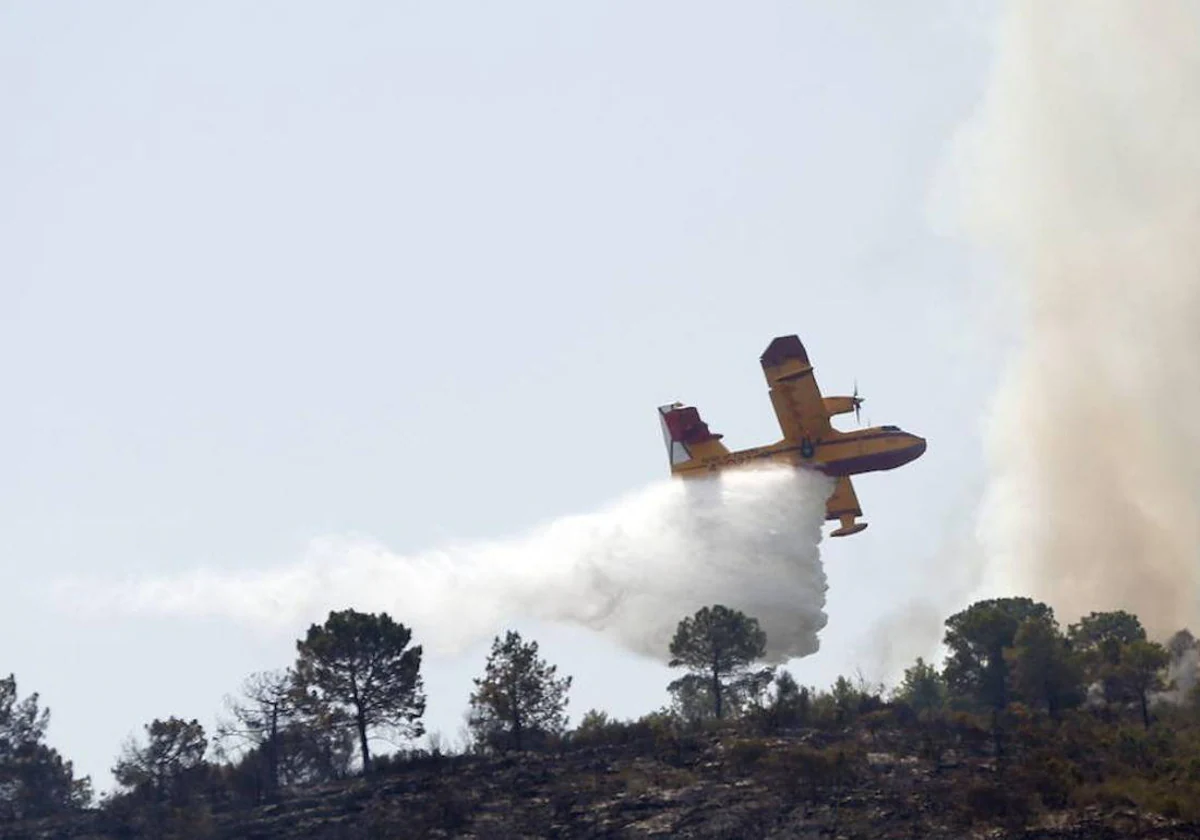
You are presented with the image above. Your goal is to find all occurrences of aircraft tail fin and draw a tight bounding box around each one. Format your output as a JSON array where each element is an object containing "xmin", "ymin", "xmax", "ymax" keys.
[{"xmin": 658, "ymin": 403, "xmax": 729, "ymax": 470}]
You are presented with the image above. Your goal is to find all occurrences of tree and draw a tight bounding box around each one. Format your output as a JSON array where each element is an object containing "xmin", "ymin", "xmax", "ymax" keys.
[
  {"xmin": 0, "ymin": 675, "xmax": 46, "ymax": 757},
  {"xmin": 1007, "ymin": 616, "xmax": 1083, "ymax": 718},
  {"xmin": 766, "ymin": 670, "xmax": 810, "ymax": 728},
  {"xmin": 571, "ymin": 709, "xmax": 614, "ymax": 745},
  {"xmin": 1115, "ymin": 640, "xmax": 1171, "ymax": 729},
  {"xmin": 668, "ymin": 605, "xmax": 768, "ymax": 720},
  {"xmin": 893, "ymin": 657, "xmax": 946, "ymax": 714},
  {"xmin": 468, "ymin": 630, "xmax": 572, "ymax": 752},
  {"xmin": 215, "ymin": 669, "xmax": 303, "ymax": 801},
  {"xmin": 294, "ymin": 609, "xmax": 426, "ymax": 774},
  {"xmin": 112, "ymin": 717, "xmax": 208, "ymax": 803},
  {"xmin": 1067, "ymin": 610, "xmax": 1146, "ymax": 700},
  {"xmin": 943, "ymin": 597, "xmax": 1054, "ymax": 711},
  {"xmin": 943, "ymin": 598, "xmax": 1056, "ymax": 761},
  {"xmin": 267, "ymin": 722, "xmax": 355, "ymax": 787},
  {"xmin": 1165, "ymin": 629, "xmax": 1199, "ymax": 701},
  {"xmin": 1065, "ymin": 611, "xmax": 1176, "ymax": 726},
  {"xmin": 1166, "ymin": 628, "xmax": 1197, "ymax": 661},
  {"xmin": 668, "ymin": 665, "xmax": 774, "ymax": 723},
  {"xmin": 217, "ymin": 723, "xmax": 355, "ymax": 803},
  {"xmin": 5, "ymin": 745, "xmax": 92, "ymax": 819},
  {"xmin": 829, "ymin": 676, "xmax": 860, "ymax": 724},
  {"xmin": 0, "ymin": 675, "xmax": 91, "ymax": 820},
  {"xmin": 667, "ymin": 673, "xmax": 718, "ymax": 723},
  {"xmin": 1068, "ymin": 610, "xmax": 1146, "ymax": 660}
]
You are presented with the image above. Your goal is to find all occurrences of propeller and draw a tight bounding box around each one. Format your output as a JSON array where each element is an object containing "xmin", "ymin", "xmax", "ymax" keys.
[{"xmin": 852, "ymin": 380, "xmax": 865, "ymax": 424}]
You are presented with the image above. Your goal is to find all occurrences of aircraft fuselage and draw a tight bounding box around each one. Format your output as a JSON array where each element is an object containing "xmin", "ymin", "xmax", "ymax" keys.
[{"xmin": 671, "ymin": 425, "xmax": 926, "ymax": 479}]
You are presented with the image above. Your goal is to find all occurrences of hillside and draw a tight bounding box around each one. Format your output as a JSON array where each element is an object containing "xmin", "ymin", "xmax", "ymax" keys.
[
  {"xmin": 6, "ymin": 598, "xmax": 1200, "ymax": 839},
  {"xmin": 7, "ymin": 719, "xmax": 1200, "ymax": 840}
]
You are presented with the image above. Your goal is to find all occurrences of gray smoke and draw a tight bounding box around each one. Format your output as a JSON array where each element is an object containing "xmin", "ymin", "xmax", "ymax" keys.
[
  {"xmin": 1154, "ymin": 628, "xmax": 1200, "ymax": 705},
  {"xmin": 54, "ymin": 466, "xmax": 833, "ymax": 664},
  {"xmin": 947, "ymin": 0, "xmax": 1200, "ymax": 637},
  {"xmin": 1163, "ymin": 645, "xmax": 1200, "ymax": 704}
]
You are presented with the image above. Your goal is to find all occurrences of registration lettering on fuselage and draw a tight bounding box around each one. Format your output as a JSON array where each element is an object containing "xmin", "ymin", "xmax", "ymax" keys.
[{"xmin": 701, "ymin": 447, "xmax": 798, "ymax": 468}]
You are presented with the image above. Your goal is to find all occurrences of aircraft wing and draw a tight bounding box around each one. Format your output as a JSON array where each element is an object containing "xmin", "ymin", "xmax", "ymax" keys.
[
  {"xmin": 825, "ymin": 475, "xmax": 862, "ymax": 522},
  {"xmin": 759, "ymin": 335, "xmax": 831, "ymax": 441}
]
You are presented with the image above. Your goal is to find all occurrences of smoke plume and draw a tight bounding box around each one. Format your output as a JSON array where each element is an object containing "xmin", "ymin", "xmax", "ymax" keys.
[
  {"xmin": 54, "ymin": 466, "xmax": 832, "ymax": 664},
  {"xmin": 948, "ymin": 0, "xmax": 1200, "ymax": 637}
]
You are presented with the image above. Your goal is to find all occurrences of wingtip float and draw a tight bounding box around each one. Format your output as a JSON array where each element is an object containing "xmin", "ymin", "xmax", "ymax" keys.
[{"xmin": 658, "ymin": 334, "xmax": 926, "ymax": 538}]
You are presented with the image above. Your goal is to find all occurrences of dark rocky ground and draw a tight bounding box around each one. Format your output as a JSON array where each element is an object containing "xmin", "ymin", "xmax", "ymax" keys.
[{"xmin": 6, "ymin": 728, "xmax": 1199, "ymax": 839}]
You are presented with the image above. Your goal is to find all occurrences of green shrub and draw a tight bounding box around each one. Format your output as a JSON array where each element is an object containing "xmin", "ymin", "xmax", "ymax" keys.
[
  {"xmin": 756, "ymin": 744, "xmax": 858, "ymax": 801},
  {"xmin": 1011, "ymin": 752, "xmax": 1079, "ymax": 809},
  {"xmin": 567, "ymin": 708, "xmax": 677, "ymax": 750},
  {"xmin": 1074, "ymin": 777, "xmax": 1200, "ymax": 820},
  {"xmin": 725, "ymin": 738, "xmax": 769, "ymax": 772},
  {"xmin": 958, "ymin": 778, "xmax": 1037, "ymax": 826}
]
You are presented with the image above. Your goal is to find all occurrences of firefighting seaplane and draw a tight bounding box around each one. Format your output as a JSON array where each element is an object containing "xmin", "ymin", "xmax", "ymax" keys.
[{"xmin": 658, "ymin": 335, "xmax": 925, "ymax": 537}]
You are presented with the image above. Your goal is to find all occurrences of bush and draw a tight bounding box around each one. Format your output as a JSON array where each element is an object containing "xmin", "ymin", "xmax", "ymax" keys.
[
  {"xmin": 567, "ymin": 709, "xmax": 664, "ymax": 749},
  {"xmin": 364, "ymin": 781, "xmax": 475, "ymax": 838},
  {"xmin": 724, "ymin": 738, "xmax": 769, "ymax": 772},
  {"xmin": 1074, "ymin": 777, "xmax": 1200, "ymax": 820},
  {"xmin": 958, "ymin": 779, "xmax": 1037, "ymax": 826},
  {"xmin": 945, "ymin": 710, "xmax": 993, "ymax": 754},
  {"xmin": 369, "ymin": 747, "xmax": 451, "ymax": 776},
  {"xmin": 1011, "ymin": 752, "xmax": 1079, "ymax": 809},
  {"xmin": 757, "ymin": 744, "xmax": 859, "ymax": 801}
]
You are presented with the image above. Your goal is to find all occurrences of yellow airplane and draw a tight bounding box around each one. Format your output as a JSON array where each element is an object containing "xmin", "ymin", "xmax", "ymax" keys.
[{"xmin": 658, "ymin": 335, "xmax": 925, "ymax": 537}]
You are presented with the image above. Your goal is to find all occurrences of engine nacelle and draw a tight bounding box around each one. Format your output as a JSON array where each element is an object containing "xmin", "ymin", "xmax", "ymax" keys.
[{"xmin": 823, "ymin": 396, "xmax": 858, "ymax": 417}]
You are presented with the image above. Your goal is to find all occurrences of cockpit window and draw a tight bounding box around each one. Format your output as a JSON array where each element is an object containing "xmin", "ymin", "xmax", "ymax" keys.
[{"xmin": 881, "ymin": 425, "xmax": 901, "ymax": 432}]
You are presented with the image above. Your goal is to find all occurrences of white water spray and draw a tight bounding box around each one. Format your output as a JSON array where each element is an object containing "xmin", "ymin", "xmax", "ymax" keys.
[{"xmin": 55, "ymin": 466, "xmax": 833, "ymax": 663}]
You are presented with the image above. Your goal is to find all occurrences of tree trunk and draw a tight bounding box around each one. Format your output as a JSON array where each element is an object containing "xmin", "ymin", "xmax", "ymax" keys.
[
  {"xmin": 712, "ymin": 668, "xmax": 723, "ymax": 720},
  {"xmin": 356, "ymin": 712, "xmax": 371, "ymax": 775},
  {"xmin": 266, "ymin": 706, "xmax": 279, "ymax": 801},
  {"xmin": 710, "ymin": 638, "xmax": 725, "ymax": 721},
  {"xmin": 1140, "ymin": 691, "xmax": 1150, "ymax": 730},
  {"xmin": 991, "ymin": 707, "xmax": 1004, "ymax": 766},
  {"xmin": 510, "ymin": 680, "xmax": 523, "ymax": 751}
]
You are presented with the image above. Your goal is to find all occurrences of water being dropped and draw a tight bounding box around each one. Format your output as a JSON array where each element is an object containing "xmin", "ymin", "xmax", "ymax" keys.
[{"xmin": 56, "ymin": 465, "xmax": 834, "ymax": 663}]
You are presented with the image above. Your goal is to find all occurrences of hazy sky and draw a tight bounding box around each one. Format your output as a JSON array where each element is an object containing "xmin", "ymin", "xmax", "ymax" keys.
[{"xmin": 1, "ymin": 1, "xmax": 1005, "ymax": 789}]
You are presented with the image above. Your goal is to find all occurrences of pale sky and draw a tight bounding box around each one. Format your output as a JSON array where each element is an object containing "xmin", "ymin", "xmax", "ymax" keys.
[{"xmin": 2, "ymin": 1, "xmax": 1007, "ymax": 789}]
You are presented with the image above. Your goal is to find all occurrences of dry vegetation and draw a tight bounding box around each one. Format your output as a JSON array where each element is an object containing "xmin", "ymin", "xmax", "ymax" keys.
[{"xmin": 5, "ymin": 598, "xmax": 1200, "ymax": 838}]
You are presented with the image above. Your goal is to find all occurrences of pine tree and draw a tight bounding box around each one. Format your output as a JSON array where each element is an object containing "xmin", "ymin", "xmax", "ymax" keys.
[
  {"xmin": 293, "ymin": 609, "xmax": 425, "ymax": 774},
  {"xmin": 468, "ymin": 631, "xmax": 572, "ymax": 752},
  {"xmin": 668, "ymin": 605, "xmax": 767, "ymax": 720}
]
